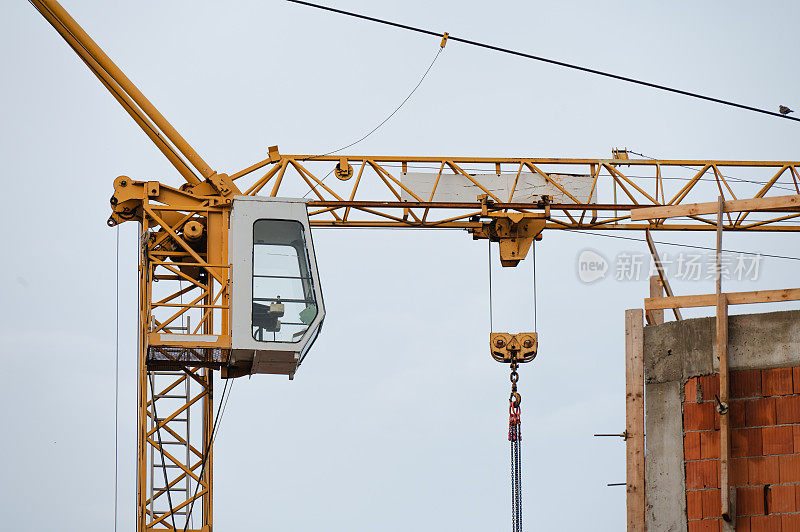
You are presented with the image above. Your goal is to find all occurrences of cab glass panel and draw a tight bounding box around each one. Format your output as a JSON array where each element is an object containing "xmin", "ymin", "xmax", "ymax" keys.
[{"xmin": 252, "ymin": 220, "xmax": 318, "ymax": 343}]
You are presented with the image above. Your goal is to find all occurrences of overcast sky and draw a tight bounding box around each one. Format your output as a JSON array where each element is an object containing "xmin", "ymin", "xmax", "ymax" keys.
[{"xmin": 2, "ymin": 1, "xmax": 800, "ymax": 530}]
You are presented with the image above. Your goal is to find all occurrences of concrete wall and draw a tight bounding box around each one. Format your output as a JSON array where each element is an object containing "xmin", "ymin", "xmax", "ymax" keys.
[{"xmin": 643, "ymin": 310, "xmax": 800, "ymax": 531}]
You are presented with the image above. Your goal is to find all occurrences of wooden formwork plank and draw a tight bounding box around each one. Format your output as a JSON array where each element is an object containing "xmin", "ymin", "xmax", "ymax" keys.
[
  {"xmin": 646, "ymin": 275, "xmax": 664, "ymax": 325},
  {"xmin": 625, "ymin": 309, "xmax": 646, "ymax": 532}
]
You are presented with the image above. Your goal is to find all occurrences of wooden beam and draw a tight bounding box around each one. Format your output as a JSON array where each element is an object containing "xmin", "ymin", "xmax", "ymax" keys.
[
  {"xmin": 630, "ymin": 194, "xmax": 800, "ymax": 221},
  {"xmin": 718, "ymin": 294, "xmax": 732, "ymax": 521},
  {"xmin": 715, "ymin": 196, "xmax": 734, "ymax": 522},
  {"xmin": 645, "ymin": 230, "xmax": 682, "ymax": 321},
  {"xmin": 646, "ymin": 275, "xmax": 664, "ymax": 325},
  {"xmin": 625, "ymin": 309, "xmax": 646, "ymax": 532},
  {"xmin": 644, "ymin": 288, "xmax": 800, "ymax": 310},
  {"xmin": 716, "ymin": 196, "xmax": 724, "ymax": 296}
]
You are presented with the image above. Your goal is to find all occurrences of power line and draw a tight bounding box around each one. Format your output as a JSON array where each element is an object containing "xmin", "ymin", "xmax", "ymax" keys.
[
  {"xmin": 287, "ymin": 0, "xmax": 799, "ymax": 124},
  {"xmin": 567, "ymin": 229, "xmax": 800, "ymax": 262}
]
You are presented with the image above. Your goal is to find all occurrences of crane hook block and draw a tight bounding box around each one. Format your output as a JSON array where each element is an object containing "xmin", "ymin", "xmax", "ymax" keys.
[{"xmin": 490, "ymin": 332, "xmax": 538, "ymax": 364}]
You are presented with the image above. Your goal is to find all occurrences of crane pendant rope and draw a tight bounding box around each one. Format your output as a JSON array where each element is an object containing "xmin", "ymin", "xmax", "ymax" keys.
[{"xmin": 509, "ymin": 363, "xmax": 523, "ymax": 532}]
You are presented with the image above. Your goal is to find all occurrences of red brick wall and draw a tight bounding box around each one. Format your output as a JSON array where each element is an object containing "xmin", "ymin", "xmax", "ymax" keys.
[{"xmin": 683, "ymin": 367, "xmax": 800, "ymax": 531}]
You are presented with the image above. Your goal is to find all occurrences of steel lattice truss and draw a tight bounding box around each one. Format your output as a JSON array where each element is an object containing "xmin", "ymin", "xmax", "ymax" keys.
[
  {"xmin": 229, "ymin": 154, "xmax": 800, "ymax": 232},
  {"xmin": 143, "ymin": 368, "xmax": 213, "ymax": 531}
]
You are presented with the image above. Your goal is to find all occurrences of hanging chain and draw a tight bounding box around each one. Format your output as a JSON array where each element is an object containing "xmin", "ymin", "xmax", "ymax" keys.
[{"xmin": 508, "ymin": 362, "xmax": 523, "ymax": 532}]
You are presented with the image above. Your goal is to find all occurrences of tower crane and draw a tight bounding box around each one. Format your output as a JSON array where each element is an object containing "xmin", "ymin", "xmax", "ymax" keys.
[{"xmin": 29, "ymin": 1, "xmax": 800, "ymax": 530}]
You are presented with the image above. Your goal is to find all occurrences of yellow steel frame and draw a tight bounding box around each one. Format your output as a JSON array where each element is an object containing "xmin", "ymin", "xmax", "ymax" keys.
[
  {"xmin": 230, "ymin": 153, "xmax": 800, "ymax": 232},
  {"xmin": 136, "ymin": 196, "xmax": 228, "ymax": 531},
  {"xmin": 29, "ymin": 1, "xmax": 800, "ymax": 531}
]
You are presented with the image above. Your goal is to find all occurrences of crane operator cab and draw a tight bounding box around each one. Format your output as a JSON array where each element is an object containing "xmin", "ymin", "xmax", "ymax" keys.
[{"xmin": 227, "ymin": 197, "xmax": 325, "ymax": 379}]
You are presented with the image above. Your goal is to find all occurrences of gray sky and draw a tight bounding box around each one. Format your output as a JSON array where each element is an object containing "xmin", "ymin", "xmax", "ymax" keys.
[{"xmin": 2, "ymin": 1, "xmax": 800, "ymax": 530}]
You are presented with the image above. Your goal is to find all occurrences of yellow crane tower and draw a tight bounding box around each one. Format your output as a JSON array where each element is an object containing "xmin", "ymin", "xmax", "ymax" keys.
[{"xmin": 29, "ymin": 1, "xmax": 800, "ymax": 531}]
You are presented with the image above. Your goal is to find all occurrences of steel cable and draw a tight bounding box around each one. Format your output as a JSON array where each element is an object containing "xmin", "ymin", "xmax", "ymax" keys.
[
  {"xmin": 181, "ymin": 376, "xmax": 233, "ymax": 532},
  {"xmin": 287, "ymin": 0, "xmax": 799, "ymax": 123},
  {"xmin": 302, "ymin": 44, "xmax": 444, "ymax": 198},
  {"xmin": 114, "ymin": 226, "xmax": 119, "ymax": 532}
]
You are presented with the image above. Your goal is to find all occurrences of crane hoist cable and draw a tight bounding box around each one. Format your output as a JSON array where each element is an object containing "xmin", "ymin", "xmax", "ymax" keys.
[
  {"xmin": 509, "ymin": 364, "xmax": 523, "ymax": 532},
  {"xmin": 114, "ymin": 226, "xmax": 119, "ymax": 532},
  {"xmin": 488, "ymin": 239, "xmax": 494, "ymax": 332},
  {"xmin": 489, "ymin": 240, "xmax": 539, "ymax": 532},
  {"xmin": 532, "ymin": 241, "xmax": 537, "ymax": 334}
]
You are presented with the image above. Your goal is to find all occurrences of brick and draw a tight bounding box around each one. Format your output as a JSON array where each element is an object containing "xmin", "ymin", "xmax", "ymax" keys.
[
  {"xmin": 794, "ymin": 426, "xmax": 800, "ymax": 452},
  {"xmin": 686, "ymin": 377, "xmax": 700, "ymax": 403},
  {"xmin": 796, "ymin": 484, "xmax": 800, "ymax": 513},
  {"xmin": 688, "ymin": 519, "xmax": 719, "ymax": 532},
  {"xmin": 775, "ymin": 395, "xmax": 800, "ymax": 424},
  {"xmin": 746, "ymin": 398, "xmax": 777, "ymax": 427},
  {"xmin": 794, "ymin": 367, "xmax": 800, "ymax": 394},
  {"xmin": 701, "ymin": 489, "xmax": 721, "ymax": 518},
  {"xmin": 687, "ymin": 490, "xmax": 703, "ymax": 519},
  {"xmin": 737, "ymin": 486, "xmax": 765, "ymax": 515},
  {"xmin": 749, "ymin": 456, "xmax": 780, "ymax": 484},
  {"xmin": 700, "ymin": 375, "xmax": 721, "ymax": 402},
  {"xmin": 685, "ymin": 431, "xmax": 702, "ymax": 460},
  {"xmin": 779, "ymin": 454, "xmax": 800, "ymax": 483},
  {"xmin": 686, "ymin": 402, "xmax": 718, "ymax": 431},
  {"xmin": 701, "ymin": 430, "xmax": 721, "ymax": 459},
  {"xmin": 732, "ymin": 428, "xmax": 763, "ymax": 458},
  {"xmin": 763, "ymin": 368, "xmax": 794, "ymax": 396},
  {"xmin": 730, "ymin": 400, "xmax": 746, "ymax": 427},
  {"xmin": 732, "ymin": 369, "xmax": 762, "ymax": 398},
  {"xmin": 763, "ymin": 426, "xmax": 794, "ymax": 455},
  {"xmin": 768, "ymin": 484, "xmax": 795, "ymax": 513},
  {"xmin": 731, "ymin": 458, "xmax": 748, "ymax": 486},
  {"xmin": 782, "ymin": 513, "xmax": 800, "ymax": 532},
  {"xmin": 687, "ymin": 460, "xmax": 719, "ymax": 489},
  {"xmin": 751, "ymin": 514, "xmax": 781, "ymax": 532},
  {"xmin": 737, "ymin": 516, "xmax": 751, "ymax": 532}
]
